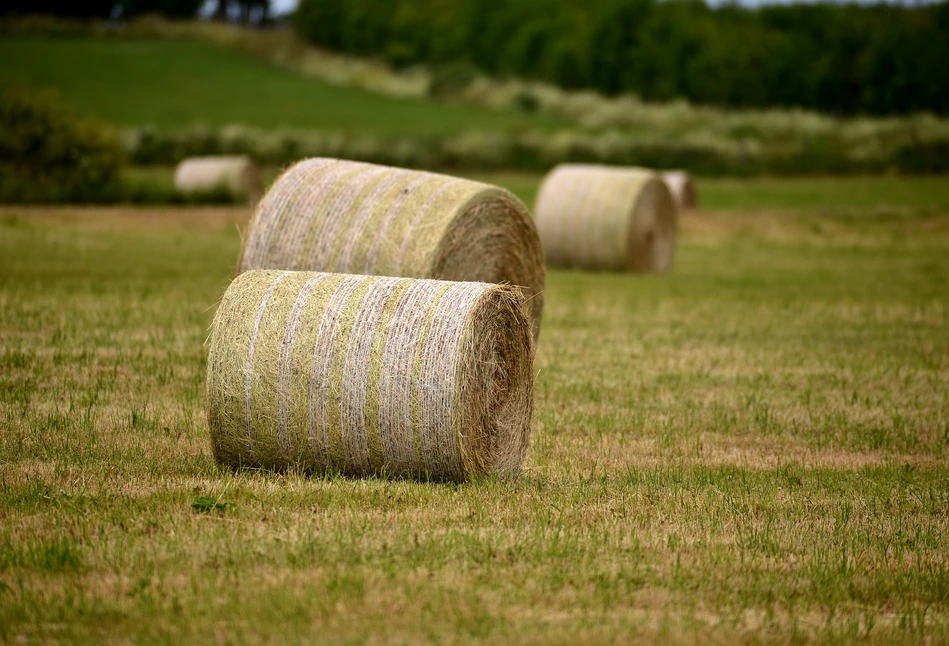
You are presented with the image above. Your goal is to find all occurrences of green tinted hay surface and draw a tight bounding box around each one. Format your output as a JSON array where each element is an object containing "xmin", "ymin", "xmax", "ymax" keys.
[
  {"xmin": 206, "ymin": 270, "xmax": 533, "ymax": 481},
  {"xmin": 1, "ymin": 195, "xmax": 948, "ymax": 643},
  {"xmin": 0, "ymin": 38, "xmax": 556, "ymax": 134},
  {"xmin": 241, "ymin": 159, "xmax": 546, "ymax": 339}
]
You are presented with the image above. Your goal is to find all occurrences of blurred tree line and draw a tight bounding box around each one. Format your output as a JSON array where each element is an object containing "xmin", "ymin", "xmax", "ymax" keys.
[
  {"xmin": 1, "ymin": 0, "xmax": 268, "ymax": 22},
  {"xmin": 293, "ymin": 0, "xmax": 949, "ymax": 116}
]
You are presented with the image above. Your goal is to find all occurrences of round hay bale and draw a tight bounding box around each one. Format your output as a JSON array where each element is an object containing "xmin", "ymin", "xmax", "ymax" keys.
[
  {"xmin": 174, "ymin": 155, "xmax": 262, "ymax": 203},
  {"xmin": 238, "ymin": 158, "xmax": 545, "ymax": 340},
  {"xmin": 534, "ymin": 164, "xmax": 677, "ymax": 273},
  {"xmin": 662, "ymin": 170, "xmax": 697, "ymax": 210},
  {"xmin": 206, "ymin": 269, "xmax": 534, "ymax": 482}
]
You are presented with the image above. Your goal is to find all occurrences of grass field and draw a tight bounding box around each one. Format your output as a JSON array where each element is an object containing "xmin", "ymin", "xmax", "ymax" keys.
[
  {"xmin": 1, "ymin": 176, "xmax": 947, "ymax": 643},
  {"xmin": 471, "ymin": 173, "xmax": 949, "ymax": 215},
  {"xmin": 123, "ymin": 166, "xmax": 949, "ymax": 215},
  {"xmin": 0, "ymin": 37, "xmax": 557, "ymax": 134}
]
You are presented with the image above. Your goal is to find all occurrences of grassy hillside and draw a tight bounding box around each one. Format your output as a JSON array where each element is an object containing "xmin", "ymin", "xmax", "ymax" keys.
[
  {"xmin": 1, "ymin": 202, "xmax": 947, "ymax": 643},
  {"xmin": 4, "ymin": 31, "xmax": 948, "ymax": 175},
  {"xmin": 0, "ymin": 37, "xmax": 558, "ymax": 134}
]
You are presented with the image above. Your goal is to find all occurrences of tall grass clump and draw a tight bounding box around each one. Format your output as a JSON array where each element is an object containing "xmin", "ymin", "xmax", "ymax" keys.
[{"xmin": 0, "ymin": 88, "xmax": 123, "ymax": 203}]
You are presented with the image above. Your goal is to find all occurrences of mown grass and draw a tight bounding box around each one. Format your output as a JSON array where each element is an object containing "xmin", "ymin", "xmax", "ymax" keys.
[
  {"xmin": 122, "ymin": 167, "xmax": 949, "ymax": 214},
  {"xmin": 0, "ymin": 183, "xmax": 947, "ymax": 643},
  {"xmin": 696, "ymin": 176, "xmax": 949, "ymax": 213},
  {"xmin": 472, "ymin": 172, "xmax": 949, "ymax": 216},
  {"xmin": 0, "ymin": 37, "xmax": 557, "ymax": 134}
]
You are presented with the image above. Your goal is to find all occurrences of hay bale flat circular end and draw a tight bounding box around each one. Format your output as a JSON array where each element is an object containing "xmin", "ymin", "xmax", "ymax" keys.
[
  {"xmin": 662, "ymin": 170, "xmax": 697, "ymax": 210},
  {"xmin": 206, "ymin": 270, "xmax": 534, "ymax": 482},
  {"xmin": 534, "ymin": 164, "xmax": 678, "ymax": 273},
  {"xmin": 238, "ymin": 158, "xmax": 545, "ymax": 340},
  {"xmin": 174, "ymin": 155, "xmax": 262, "ymax": 202}
]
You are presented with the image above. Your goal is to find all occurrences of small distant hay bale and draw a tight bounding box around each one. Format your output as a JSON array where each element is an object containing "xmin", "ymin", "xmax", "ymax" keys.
[
  {"xmin": 662, "ymin": 170, "xmax": 697, "ymax": 210},
  {"xmin": 174, "ymin": 155, "xmax": 262, "ymax": 203},
  {"xmin": 239, "ymin": 158, "xmax": 545, "ymax": 340},
  {"xmin": 534, "ymin": 164, "xmax": 677, "ymax": 273},
  {"xmin": 206, "ymin": 270, "xmax": 534, "ymax": 482}
]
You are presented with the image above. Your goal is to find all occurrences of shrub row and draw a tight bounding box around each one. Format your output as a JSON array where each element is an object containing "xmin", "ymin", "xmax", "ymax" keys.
[
  {"xmin": 0, "ymin": 88, "xmax": 245, "ymax": 204},
  {"xmin": 125, "ymin": 125, "xmax": 949, "ymax": 176},
  {"xmin": 0, "ymin": 168, "xmax": 241, "ymax": 205},
  {"xmin": 0, "ymin": 88, "xmax": 124, "ymax": 202}
]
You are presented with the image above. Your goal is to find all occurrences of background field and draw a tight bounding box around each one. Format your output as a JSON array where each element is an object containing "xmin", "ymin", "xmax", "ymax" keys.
[
  {"xmin": 3, "ymin": 14, "xmax": 949, "ymax": 643},
  {"xmin": 0, "ymin": 37, "xmax": 556, "ymax": 134},
  {"xmin": 1, "ymin": 176, "xmax": 947, "ymax": 643},
  {"xmin": 5, "ymin": 30, "xmax": 949, "ymax": 186},
  {"xmin": 471, "ymin": 173, "xmax": 949, "ymax": 214},
  {"xmin": 121, "ymin": 166, "xmax": 949, "ymax": 214}
]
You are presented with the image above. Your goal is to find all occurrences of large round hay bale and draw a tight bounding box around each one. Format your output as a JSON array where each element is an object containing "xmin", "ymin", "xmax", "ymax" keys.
[
  {"xmin": 206, "ymin": 269, "xmax": 534, "ymax": 482},
  {"xmin": 534, "ymin": 164, "xmax": 677, "ymax": 273},
  {"xmin": 174, "ymin": 155, "xmax": 262, "ymax": 202},
  {"xmin": 238, "ymin": 158, "xmax": 545, "ymax": 340},
  {"xmin": 662, "ymin": 170, "xmax": 697, "ymax": 210}
]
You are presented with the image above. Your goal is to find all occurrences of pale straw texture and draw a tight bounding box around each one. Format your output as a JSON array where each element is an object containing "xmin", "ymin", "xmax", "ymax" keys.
[
  {"xmin": 174, "ymin": 155, "xmax": 262, "ymax": 203},
  {"xmin": 534, "ymin": 164, "xmax": 678, "ymax": 273},
  {"xmin": 662, "ymin": 170, "xmax": 697, "ymax": 210},
  {"xmin": 206, "ymin": 270, "xmax": 535, "ymax": 482},
  {"xmin": 238, "ymin": 158, "xmax": 546, "ymax": 340}
]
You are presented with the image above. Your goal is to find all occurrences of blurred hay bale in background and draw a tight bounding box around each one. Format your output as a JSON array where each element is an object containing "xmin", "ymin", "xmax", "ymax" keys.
[
  {"xmin": 174, "ymin": 155, "xmax": 262, "ymax": 203},
  {"xmin": 662, "ymin": 170, "xmax": 697, "ymax": 210},
  {"xmin": 239, "ymin": 158, "xmax": 546, "ymax": 340},
  {"xmin": 534, "ymin": 164, "xmax": 678, "ymax": 273},
  {"xmin": 206, "ymin": 269, "xmax": 534, "ymax": 482}
]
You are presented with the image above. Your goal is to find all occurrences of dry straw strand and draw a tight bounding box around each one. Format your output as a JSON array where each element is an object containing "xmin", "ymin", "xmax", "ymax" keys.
[
  {"xmin": 174, "ymin": 155, "xmax": 263, "ymax": 203},
  {"xmin": 534, "ymin": 164, "xmax": 678, "ymax": 273},
  {"xmin": 239, "ymin": 158, "xmax": 545, "ymax": 340},
  {"xmin": 207, "ymin": 269, "xmax": 534, "ymax": 482},
  {"xmin": 662, "ymin": 170, "xmax": 697, "ymax": 210}
]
